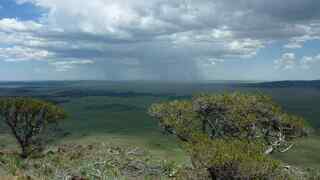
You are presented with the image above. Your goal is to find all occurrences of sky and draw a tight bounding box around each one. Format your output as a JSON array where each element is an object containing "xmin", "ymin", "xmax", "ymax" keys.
[{"xmin": 0, "ymin": 0, "xmax": 319, "ymax": 81}]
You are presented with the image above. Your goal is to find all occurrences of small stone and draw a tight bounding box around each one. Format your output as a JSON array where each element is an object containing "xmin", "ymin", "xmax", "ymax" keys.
[
  {"xmin": 121, "ymin": 160, "xmax": 146, "ymax": 177},
  {"xmin": 71, "ymin": 176, "xmax": 88, "ymax": 180},
  {"xmin": 146, "ymin": 165, "xmax": 163, "ymax": 175},
  {"xmin": 127, "ymin": 148, "xmax": 145, "ymax": 156}
]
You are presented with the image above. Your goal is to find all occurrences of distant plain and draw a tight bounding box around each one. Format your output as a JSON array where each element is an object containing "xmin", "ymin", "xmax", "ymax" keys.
[{"xmin": 0, "ymin": 80, "xmax": 319, "ymax": 168}]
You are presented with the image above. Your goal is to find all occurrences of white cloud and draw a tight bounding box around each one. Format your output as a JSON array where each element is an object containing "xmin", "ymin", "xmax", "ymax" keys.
[
  {"xmin": 227, "ymin": 39, "xmax": 264, "ymax": 58},
  {"xmin": 300, "ymin": 55, "xmax": 320, "ymax": 69},
  {"xmin": 50, "ymin": 59, "xmax": 94, "ymax": 71},
  {"xmin": 275, "ymin": 53, "xmax": 320, "ymax": 71},
  {"xmin": 1, "ymin": 0, "xmax": 319, "ymax": 80},
  {"xmin": 0, "ymin": 18, "xmax": 42, "ymax": 32},
  {"xmin": 162, "ymin": 28, "xmax": 234, "ymax": 44},
  {"xmin": 284, "ymin": 24, "xmax": 320, "ymax": 49},
  {"xmin": 275, "ymin": 53, "xmax": 297, "ymax": 70},
  {"xmin": 284, "ymin": 43, "xmax": 303, "ymax": 49},
  {"xmin": 197, "ymin": 57, "xmax": 225, "ymax": 66},
  {"xmin": 0, "ymin": 46, "xmax": 50, "ymax": 62},
  {"xmin": 19, "ymin": 0, "xmax": 320, "ymax": 42}
]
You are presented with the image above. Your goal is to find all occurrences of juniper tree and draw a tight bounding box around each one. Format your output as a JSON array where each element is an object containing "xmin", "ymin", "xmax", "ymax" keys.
[
  {"xmin": 0, "ymin": 97, "xmax": 67, "ymax": 158},
  {"xmin": 149, "ymin": 92, "xmax": 306, "ymax": 179}
]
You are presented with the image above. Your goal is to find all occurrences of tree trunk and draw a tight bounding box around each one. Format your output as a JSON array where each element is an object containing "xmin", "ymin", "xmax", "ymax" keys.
[
  {"xmin": 202, "ymin": 118, "xmax": 206, "ymax": 133},
  {"xmin": 20, "ymin": 145, "xmax": 29, "ymax": 158}
]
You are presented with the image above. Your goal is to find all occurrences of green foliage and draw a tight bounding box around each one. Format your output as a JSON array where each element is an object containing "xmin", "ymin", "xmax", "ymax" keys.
[
  {"xmin": 0, "ymin": 153, "xmax": 25, "ymax": 175},
  {"xmin": 187, "ymin": 135, "xmax": 280, "ymax": 179},
  {"xmin": 149, "ymin": 92, "xmax": 307, "ymax": 179},
  {"xmin": 192, "ymin": 92, "xmax": 306, "ymax": 141},
  {"xmin": 0, "ymin": 97, "xmax": 66, "ymax": 123},
  {"xmin": 149, "ymin": 92, "xmax": 306, "ymax": 150},
  {"xmin": 149, "ymin": 100, "xmax": 200, "ymax": 142},
  {"xmin": 0, "ymin": 97, "xmax": 67, "ymax": 158}
]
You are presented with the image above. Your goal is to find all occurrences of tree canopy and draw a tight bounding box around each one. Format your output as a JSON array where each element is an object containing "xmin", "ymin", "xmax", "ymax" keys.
[
  {"xmin": 149, "ymin": 92, "xmax": 306, "ymax": 179},
  {"xmin": 0, "ymin": 97, "xmax": 67, "ymax": 158}
]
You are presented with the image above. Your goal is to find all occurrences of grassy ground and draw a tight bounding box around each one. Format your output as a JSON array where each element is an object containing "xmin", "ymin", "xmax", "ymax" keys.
[
  {"xmin": 59, "ymin": 93, "xmax": 320, "ymax": 169},
  {"xmin": 2, "ymin": 93, "xmax": 320, "ymax": 168},
  {"xmin": 57, "ymin": 94, "xmax": 320, "ymax": 169},
  {"xmin": 1, "ymin": 83, "xmax": 320, "ymax": 173},
  {"xmin": 58, "ymin": 96, "xmax": 187, "ymax": 162},
  {"xmin": 0, "ymin": 143, "xmax": 179, "ymax": 179},
  {"xmin": 274, "ymin": 135, "xmax": 320, "ymax": 169}
]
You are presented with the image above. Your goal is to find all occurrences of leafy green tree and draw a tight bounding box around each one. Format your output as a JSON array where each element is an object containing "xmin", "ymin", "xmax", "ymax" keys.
[
  {"xmin": 0, "ymin": 97, "xmax": 67, "ymax": 158},
  {"xmin": 149, "ymin": 92, "xmax": 306, "ymax": 179}
]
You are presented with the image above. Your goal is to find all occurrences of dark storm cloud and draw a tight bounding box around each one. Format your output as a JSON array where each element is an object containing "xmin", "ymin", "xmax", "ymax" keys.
[{"xmin": 251, "ymin": 0, "xmax": 320, "ymax": 22}]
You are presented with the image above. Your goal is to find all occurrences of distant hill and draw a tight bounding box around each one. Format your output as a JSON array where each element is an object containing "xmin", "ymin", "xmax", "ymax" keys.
[{"xmin": 241, "ymin": 80, "xmax": 320, "ymax": 89}]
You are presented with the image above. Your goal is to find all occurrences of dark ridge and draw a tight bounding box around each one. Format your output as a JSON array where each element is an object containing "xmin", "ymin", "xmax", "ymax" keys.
[
  {"xmin": 0, "ymin": 81, "xmax": 75, "ymax": 87},
  {"xmin": 0, "ymin": 87, "xmax": 182, "ymax": 105},
  {"xmin": 50, "ymin": 89, "xmax": 174, "ymax": 98},
  {"xmin": 85, "ymin": 104, "xmax": 144, "ymax": 112},
  {"xmin": 239, "ymin": 80, "xmax": 320, "ymax": 89}
]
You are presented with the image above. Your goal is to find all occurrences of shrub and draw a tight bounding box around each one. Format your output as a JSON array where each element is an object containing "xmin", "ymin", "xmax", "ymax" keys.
[
  {"xmin": 0, "ymin": 97, "xmax": 67, "ymax": 158},
  {"xmin": 149, "ymin": 92, "xmax": 306, "ymax": 153},
  {"xmin": 186, "ymin": 135, "xmax": 280, "ymax": 179},
  {"xmin": 149, "ymin": 92, "xmax": 306, "ymax": 179}
]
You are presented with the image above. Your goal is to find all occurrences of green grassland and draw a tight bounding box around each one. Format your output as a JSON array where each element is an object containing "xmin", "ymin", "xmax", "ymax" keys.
[
  {"xmin": 61, "ymin": 93, "xmax": 320, "ymax": 169},
  {"xmin": 273, "ymin": 135, "xmax": 320, "ymax": 168},
  {"xmin": 0, "ymin": 81, "xmax": 320, "ymax": 170},
  {"xmin": 59, "ymin": 96, "xmax": 187, "ymax": 162}
]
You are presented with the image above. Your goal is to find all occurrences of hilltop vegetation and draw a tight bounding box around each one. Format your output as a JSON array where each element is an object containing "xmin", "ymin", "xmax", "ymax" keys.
[
  {"xmin": 149, "ymin": 92, "xmax": 308, "ymax": 179},
  {"xmin": 0, "ymin": 81, "xmax": 320, "ymax": 179}
]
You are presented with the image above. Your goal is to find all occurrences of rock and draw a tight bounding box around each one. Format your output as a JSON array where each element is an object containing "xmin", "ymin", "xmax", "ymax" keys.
[
  {"xmin": 0, "ymin": 150, "xmax": 16, "ymax": 156},
  {"xmin": 107, "ymin": 147, "xmax": 121, "ymax": 155},
  {"xmin": 121, "ymin": 160, "xmax": 146, "ymax": 177},
  {"xmin": 71, "ymin": 176, "xmax": 88, "ymax": 180},
  {"xmin": 146, "ymin": 165, "xmax": 163, "ymax": 175},
  {"xmin": 127, "ymin": 147, "xmax": 145, "ymax": 156}
]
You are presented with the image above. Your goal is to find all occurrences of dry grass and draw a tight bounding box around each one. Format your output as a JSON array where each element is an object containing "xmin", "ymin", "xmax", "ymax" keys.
[{"xmin": 0, "ymin": 143, "xmax": 181, "ymax": 180}]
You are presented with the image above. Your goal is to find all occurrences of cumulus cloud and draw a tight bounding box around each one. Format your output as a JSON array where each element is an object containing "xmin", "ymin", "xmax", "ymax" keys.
[
  {"xmin": 0, "ymin": 18, "xmax": 42, "ymax": 32},
  {"xmin": 275, "ymin": 53, "xmax": 320, "ymax": 71},
  {"xmin": 275, "ymin": 53, "xmax": 297, "ymax": 70},
  {"xmin": 0, "ymin": 0, "xmax": 320, "ymax": 80},
  {"xmin": 0, "ymin": 46, "xmax": 50, "ymax": 62},
  {"xmin": 300, "ymin": 55, "xmax": 320, "ymax": 69},
  {"xmin": 50, "ymin": 59, "xmax": 94, "ymax": 72},
  {"xmin": 285, "ymin": 32, "xmax": 320, "ymax": 49}
]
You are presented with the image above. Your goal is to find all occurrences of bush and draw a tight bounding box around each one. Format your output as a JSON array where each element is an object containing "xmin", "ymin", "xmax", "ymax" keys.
[
  {"xmin": 149, "ymin": 92, "xmax": 306, "ymax": 179},
  {"xmin": 149, "ymin": 92, "xmax": 306, "ymax": 153},
  {"xmin": 0, "ymin": 97, "xmax": 67, "ymax": 158},
  {"xmin": 187, "ymin": 135, "xmax": 280, "ymax": 179}
]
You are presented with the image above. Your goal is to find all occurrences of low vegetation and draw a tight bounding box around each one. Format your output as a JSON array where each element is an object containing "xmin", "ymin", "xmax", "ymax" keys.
[
  {"xmin": 0, "ymin": 143, "xmax": 177, "ymax": 179},
  {"xmin": 149, "ymin": 92, "xmax": 309, "ymax": 179},
  {"xmin": 0, "ymin": 98, "xmax": 67, "ymax": 158},
  {"xmin": 0, "ymin": 92, "xmax": 319, "ymax": 179}
]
